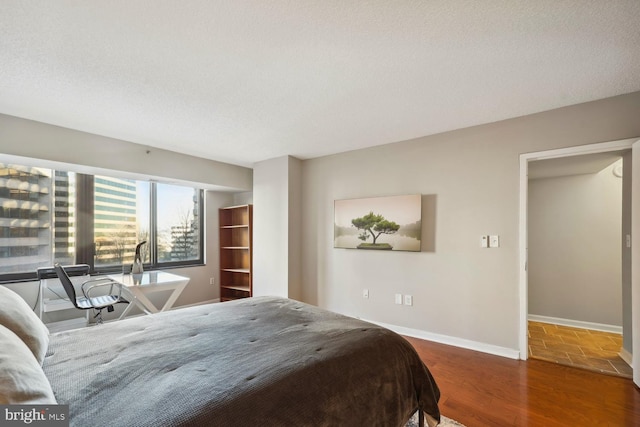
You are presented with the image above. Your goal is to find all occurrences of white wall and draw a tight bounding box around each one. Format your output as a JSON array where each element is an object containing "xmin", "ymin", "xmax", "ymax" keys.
[
  {"xmin": 252, "ymin": 156, "xmax": 302, "ymax": 299},
  {"xmin": 299, "ymin": 91, "xmax": 640, "ymax": 355},
  {"xmin": 253, "ymin": 157, "xmax": 289, "ymax": 297},
  {"xmin": 528, "ymin": 161, "xmax": 622, "ymax": 327},
  {"xmin": 233, "ymin": 191, "xmax": 254, "ymax": 206},
  {"xmin": 622, "ymin": 152, "xmax": 633, "ymax": 353}
]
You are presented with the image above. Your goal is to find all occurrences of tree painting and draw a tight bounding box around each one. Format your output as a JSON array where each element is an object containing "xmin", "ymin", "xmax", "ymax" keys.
[
  {"xmin": 334, "ymin": 194, "xmax": 422, "ymax": 252},
  {"xmin": 351, "ymin": 211, "xmax": 400, "ymax": 250}
]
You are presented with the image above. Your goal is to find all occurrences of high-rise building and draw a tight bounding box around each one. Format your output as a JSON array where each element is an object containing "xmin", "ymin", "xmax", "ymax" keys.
[
  {"xmin": 93, "ymin": 176, "xmax": 139, "ymax": 268},
  {"xmin": 0, "ymin": 164, "xmax": 55, "ymax": 273},
  {"xmin": 53, "ymin": 171, "xmax": 75, "ymax": 266}
]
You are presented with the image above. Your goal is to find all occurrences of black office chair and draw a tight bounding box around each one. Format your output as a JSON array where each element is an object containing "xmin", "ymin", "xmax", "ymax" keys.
[{"xmin": 51, "ymin": 263, "xmax": 129, "ymax": 324}]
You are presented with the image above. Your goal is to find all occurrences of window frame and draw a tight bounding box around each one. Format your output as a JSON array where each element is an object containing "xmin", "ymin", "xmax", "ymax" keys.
[{"xmin": 0, "ymin": 169, "xmax": 205, "ymax": 282}]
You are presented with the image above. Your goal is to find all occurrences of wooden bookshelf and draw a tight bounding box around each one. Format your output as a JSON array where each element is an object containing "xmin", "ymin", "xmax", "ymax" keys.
[{"xmin": 219, "ymin": 204, "xmax": 252, "ymax": 301}]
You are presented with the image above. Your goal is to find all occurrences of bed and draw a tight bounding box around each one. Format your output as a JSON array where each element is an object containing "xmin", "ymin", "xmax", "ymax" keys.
[{"xmin": 0, "ymin": 288, "xmax": 441, "ymax": 427}]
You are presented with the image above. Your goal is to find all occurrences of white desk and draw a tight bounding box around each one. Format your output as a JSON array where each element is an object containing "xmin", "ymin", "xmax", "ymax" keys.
[{"xmin": 108, "ymin": 271, "xmax": 190, "ymax": 320}]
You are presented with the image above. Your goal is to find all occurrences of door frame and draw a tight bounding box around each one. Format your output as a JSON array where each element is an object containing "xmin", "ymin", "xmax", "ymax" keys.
[{"xmin": 518, "ymin": 138, "xmax": 637, "ymax": 361}]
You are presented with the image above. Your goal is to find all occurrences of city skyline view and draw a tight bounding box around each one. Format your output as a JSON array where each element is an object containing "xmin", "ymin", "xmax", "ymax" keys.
[{"xmin": 0, "ymin": 162, "xmax": 201, "ymax": 274}]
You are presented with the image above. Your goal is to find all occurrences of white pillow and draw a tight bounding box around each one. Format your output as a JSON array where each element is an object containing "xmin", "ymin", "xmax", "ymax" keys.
[
  {"xmin": 0, "ymin": 285, "xmax": 50, "ymax": 365},
  {"xmin": 0, "ymin": 324, "xmax": 57, "ymax": 404}
]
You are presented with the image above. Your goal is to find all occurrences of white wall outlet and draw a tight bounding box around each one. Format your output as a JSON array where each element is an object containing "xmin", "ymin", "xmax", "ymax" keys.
[
  {"xmin": 209, "ymin": 277, "xmax": 215, "ymax": 285},
  {"xmin": 404, "ymin": 295, "xmax": 413, "ymax": 306},
  {"xmin": 363, "ymin": 289, "xmax": 369, "ymax": 299},
  {"xmin": 489, "ymin": 235, "xmax": 500, "ymax": 248},
  {"xmin": 394, "ymin": 294, "xmax": 403, "ymax": 305},
  {"xmin": 481, "ymin": 235, "xmax": 489, "ymax": 248}
]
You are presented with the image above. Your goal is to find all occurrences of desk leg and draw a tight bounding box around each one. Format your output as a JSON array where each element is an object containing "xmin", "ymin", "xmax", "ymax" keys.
[
  {"xmin": 119, "ymin": 289, "xmax": 156, "ymax": 320},
  {"xmin": 129, "ymin": 289, "xmax": 160, "ymax": 314},
  {"xmin": 160, "ymin": 282, "xmax": 188, "ymax": 311},
  {"xmin": 118, "ymin": 301, "xmax": 136, "ymax": 320}
]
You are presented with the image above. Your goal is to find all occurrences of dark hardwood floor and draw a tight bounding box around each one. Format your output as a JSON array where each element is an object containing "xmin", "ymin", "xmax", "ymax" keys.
[{"xmin": 405, "ymin": 336, "xmax": 640, "ymax": 426}]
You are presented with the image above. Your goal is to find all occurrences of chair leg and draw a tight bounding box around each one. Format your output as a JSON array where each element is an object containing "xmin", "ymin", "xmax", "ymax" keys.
[{"xmin": 93, "ymin": 309, "xmax": 104, "ymax": 325}]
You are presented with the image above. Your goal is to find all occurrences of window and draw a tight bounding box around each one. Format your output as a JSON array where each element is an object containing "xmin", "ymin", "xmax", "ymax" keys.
[
  {"xmin": 0, "ymin": 162, "xmax": 204, "ymax": 281},
  {"xmin": 157, "ymin": 183, "xmax": 201, "ymax": 263}
]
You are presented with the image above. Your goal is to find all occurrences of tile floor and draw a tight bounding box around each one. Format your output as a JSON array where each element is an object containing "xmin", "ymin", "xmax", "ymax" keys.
[{"xmin": 528, "ymin": 321, "xmax": 633, "ymax": 378}]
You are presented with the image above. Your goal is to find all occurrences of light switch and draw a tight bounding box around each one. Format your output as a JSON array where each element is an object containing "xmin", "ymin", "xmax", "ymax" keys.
[
  {"xmin": 489, "ymin": 235, "xmax": 500, "ymax": 248},
  {"xmin": 395, "ymin": 294, "xmax": 403, "ymax": 305},
  {"xmin": 481, "ymin": 236, "xmax": 489, "ymax": 248},
  {"xmin": 363, "ymin": 289, "xmax": 369, "ymax": 299}
]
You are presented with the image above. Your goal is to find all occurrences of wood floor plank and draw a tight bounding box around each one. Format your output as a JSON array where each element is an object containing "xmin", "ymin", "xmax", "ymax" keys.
[{"xmin": 405, "ymin": 336, "xmax": 640, "ymax": 426}]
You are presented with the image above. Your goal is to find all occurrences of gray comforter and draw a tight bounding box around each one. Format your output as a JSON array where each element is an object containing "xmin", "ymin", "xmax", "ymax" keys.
[{"xmin": 43, "ymin": 296, "xmax": 440, "ymax": 426}]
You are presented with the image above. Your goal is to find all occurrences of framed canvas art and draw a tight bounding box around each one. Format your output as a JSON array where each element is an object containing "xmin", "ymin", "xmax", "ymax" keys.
[{"xmin": 334, "ymin": 194, "xmax": 421, "ymax": 252}]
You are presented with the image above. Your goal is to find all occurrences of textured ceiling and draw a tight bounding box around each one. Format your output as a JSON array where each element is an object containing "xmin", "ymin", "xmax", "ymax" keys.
[{"xmin": 1, "ymin": 1, "xmax": 639, "ymax": 167}]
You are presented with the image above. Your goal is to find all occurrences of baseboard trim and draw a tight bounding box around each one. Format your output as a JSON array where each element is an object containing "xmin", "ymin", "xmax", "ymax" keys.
[
  {"xmin": 619, "ymin": 347, "xmax": 633, "ymax": 367},
  {"xmin": 528, "ymin": 314, "xmax": 622, "ymax": 334},
  {"xmin": 361, "ymin": 318, "xmax": 520, "ymax": 360}
]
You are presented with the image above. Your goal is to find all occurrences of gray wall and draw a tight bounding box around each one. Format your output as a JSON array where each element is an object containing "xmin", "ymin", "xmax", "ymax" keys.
[
  {"xmin": 0, "ymin": 114, "xmax": 252, "ymax": 191},
  {"xmin": 528, "ymin": 161, "xmax": 622, "ymax": 326},
  {"xmin": 287, "ymin": 157, "xmax": 303, "ymax": 301},
  {"xmin": 299, "ymin": 91, "xmax": 640, "ymax": 354},
  {"xmin": 2, "ymin": 91, "xmax": 640, "ymax": 354},
  {"xmin": 0, "ymin": 113, "xmax": 251, "ymax": 319}
]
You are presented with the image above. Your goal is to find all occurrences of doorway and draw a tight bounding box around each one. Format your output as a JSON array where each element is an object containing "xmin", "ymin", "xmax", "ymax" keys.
[
  {"xmin": 518, "ymin": 139, "xmax": 637, "ymax": 383},
  {"xmin": 526, "ymin": 154, "xmax": 628, "ymax": 377}
]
